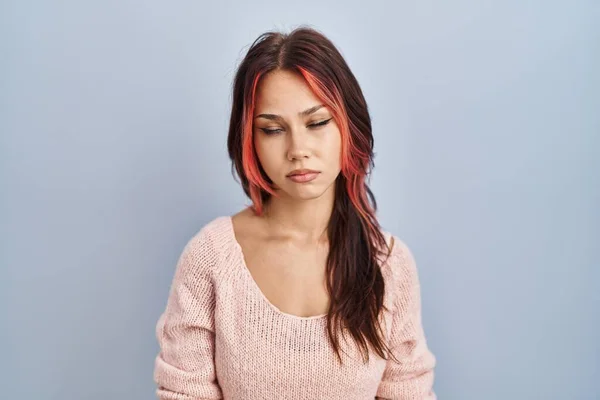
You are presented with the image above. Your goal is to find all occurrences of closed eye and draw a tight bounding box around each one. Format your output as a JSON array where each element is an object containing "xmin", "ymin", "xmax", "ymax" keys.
[
  {"xmin": 260, "ymin": 117, "xmax": 333, "ymax": 135},
  {"xmin": 260, "ymin": 127, "xmax": 283, "ymax": 135},
  {"xmin": 310, "ymin": 117, "xmax": 333, "ymax": 128}
]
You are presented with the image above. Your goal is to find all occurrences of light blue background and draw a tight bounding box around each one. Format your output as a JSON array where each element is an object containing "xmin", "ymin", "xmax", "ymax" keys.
[{"xmin": 1, "ymin": 1, "xmax": 598, "ymax": 399}]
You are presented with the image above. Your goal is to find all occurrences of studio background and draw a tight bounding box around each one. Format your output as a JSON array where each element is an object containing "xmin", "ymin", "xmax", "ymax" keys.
[{"xmin": 1, "ymin": 1, "xmax": 598, "ymax": 399}]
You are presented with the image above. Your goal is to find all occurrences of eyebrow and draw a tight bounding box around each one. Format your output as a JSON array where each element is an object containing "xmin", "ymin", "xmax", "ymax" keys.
[{"xmin": 254, "ymin": 104, "xmax": 325, "ymax": 121}]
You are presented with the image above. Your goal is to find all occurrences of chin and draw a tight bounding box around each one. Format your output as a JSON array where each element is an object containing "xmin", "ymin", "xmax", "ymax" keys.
[
  {"xmin": 292, "ymin": 192, "xmax": 325, "ymax": 201},
  {"xmin": 280, "ymin": 185, "xmax": 330, "ymax": 200}
]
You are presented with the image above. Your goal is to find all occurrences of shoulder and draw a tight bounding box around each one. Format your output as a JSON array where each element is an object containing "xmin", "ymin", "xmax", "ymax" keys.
[
  {"xmin": 175, "ymin": 215, "xmax": 234, "ymax": 277},
  {"xmin": 379, "ymin": 231, "xmax": 422, "ymax": 299},
  {"xmin": 185, "ymin": 215, "xmax": 232, "ymax": 249},
  {"xmin": 386, "ymin": 233, "xmax": 417, "ymax": 270},
  {"xmin": 379, "ymin": 230, "xmax": 415, "ymax": 267}
]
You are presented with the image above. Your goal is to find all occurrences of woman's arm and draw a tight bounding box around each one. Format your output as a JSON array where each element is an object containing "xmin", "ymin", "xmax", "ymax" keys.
[
  {"xmin": 153, "ymin": 230, "xmax": 223, "ymax": 400},
  {"xmin": 375, "ymin": 237, "xmax": 437, "ymax": 399}
]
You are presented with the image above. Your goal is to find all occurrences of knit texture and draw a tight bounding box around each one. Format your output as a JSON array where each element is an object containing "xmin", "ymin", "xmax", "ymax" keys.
[{"xmin": 154, "ymin": 216, "xmax": 436, "ymax": 399}]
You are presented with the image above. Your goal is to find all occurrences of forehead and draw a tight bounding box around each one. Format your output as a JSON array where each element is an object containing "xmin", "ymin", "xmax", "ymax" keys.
[{"xmin": 254, "ymin": 69, "xmax": 322, "ymax": 113}]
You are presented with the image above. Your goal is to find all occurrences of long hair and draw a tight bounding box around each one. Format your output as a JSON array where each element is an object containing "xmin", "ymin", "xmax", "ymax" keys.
[{"xmin": 227, "ymin": 26, "xmax": 398, "ymax": 365}]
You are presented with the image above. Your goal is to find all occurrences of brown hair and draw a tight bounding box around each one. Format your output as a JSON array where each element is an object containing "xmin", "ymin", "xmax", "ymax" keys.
[{"xmin": 227, "ymin": 25, "xmax": 398, "ymax": 365}]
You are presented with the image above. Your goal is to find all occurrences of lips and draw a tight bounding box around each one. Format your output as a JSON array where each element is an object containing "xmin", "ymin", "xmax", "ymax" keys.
[
  {"xmin": 286, "ymin": 170, "xmax": 320, "ymax": 183},
  {"xmin": 286, "ymin": 169, "xmax": 320, "ymax": 177}
]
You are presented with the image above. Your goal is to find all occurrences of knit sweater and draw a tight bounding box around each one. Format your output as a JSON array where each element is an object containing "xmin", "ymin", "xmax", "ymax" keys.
[{"xmin": 153, "ymin": 216, "xmax": 436, "ymax": 400}]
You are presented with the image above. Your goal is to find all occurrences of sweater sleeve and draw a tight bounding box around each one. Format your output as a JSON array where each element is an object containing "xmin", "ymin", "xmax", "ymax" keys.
[
  {"xmin": 153, "ymin": 229, "xmax": 223, "ymax": 400},
  {"xmin": 376, "ymin": 237, "xmax": 437, "ymax": 400}
]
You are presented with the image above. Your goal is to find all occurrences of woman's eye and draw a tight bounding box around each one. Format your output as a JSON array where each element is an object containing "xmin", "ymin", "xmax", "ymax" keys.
[
  {"xmin": 260, "ymin": 118, "xmax": 332, "ymax": 135},
  {"xmin": 261, "ymin": 128, "xmax": 283, "ymax": 135},
  {"xmin": 309, "ymin": 118, "xmax": 333, "ymax": 128}
]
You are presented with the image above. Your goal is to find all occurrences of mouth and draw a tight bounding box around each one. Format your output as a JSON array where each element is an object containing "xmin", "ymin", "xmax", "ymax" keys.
[
  {"xmin": 286, "ymin": 169, "xmax": 320, "ymax": 177},
  {"xmin": 286, "ymin": 170, "xmax": 321, "ymax": 183}
]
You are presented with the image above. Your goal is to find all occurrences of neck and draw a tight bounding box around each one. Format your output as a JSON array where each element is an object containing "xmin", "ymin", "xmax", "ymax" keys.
[{"xmin": 260, "ymin": 185, "xmax": 335, "ymax": 245}]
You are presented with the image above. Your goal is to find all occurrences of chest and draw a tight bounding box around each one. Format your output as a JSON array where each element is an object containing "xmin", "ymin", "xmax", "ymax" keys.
[
  {"xmin": 239, "ymin": 237, "xmax": 330, "ymax": 318},
  {"xmin": 213, "ymin": 309, "xmax": 388, "ymax": 400}
]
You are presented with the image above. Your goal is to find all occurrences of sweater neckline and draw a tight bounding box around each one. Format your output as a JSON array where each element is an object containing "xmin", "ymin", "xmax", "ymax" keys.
[{"xmin": 224, "ymin": 215, "xmax": 328, "ymax": 321}]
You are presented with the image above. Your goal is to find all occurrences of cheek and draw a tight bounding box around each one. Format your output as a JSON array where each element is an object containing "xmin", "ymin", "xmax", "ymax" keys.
[
  {"xmin": 254, "ymin": 137, "xmax": 279, "ymax": 173},
  {"xmin": 324, "ymin": 130, "xmax": 343, "ymax": 166},
  {"xmin": 254, "ymin": 134, "xmax": 269, "ymax": 159}
]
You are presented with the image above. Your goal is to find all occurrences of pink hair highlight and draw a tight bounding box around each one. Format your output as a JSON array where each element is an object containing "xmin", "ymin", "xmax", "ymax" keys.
[
  {"xmin": 241, "ymin": 71, "xmax": 278, "ymax": 215},
  {"xmin": 297, "ymin": 67, "xmax": 377, "ymax": 233}
]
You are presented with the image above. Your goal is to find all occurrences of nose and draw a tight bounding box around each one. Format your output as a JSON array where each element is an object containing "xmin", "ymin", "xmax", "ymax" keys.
[{"xmin": 286, "ymin": 129, "xmax": 311, "ymax": 161}]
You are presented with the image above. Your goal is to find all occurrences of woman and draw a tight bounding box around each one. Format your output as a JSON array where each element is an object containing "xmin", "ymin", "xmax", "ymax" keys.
[{"xmin": 153, "ymin": 26, "xmax": 436, "ymax": 399}]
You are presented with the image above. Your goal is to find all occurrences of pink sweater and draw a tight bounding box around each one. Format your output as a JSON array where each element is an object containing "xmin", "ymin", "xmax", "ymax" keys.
[{"xmin": 153, "ymin": 216, "xmax": 436, "ymax": 399}]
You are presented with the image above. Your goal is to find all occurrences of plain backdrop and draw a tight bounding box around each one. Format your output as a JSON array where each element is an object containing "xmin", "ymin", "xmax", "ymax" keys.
[{"xmin": 1, "ymin": 1, "xmax": 598, "ymax": 399}]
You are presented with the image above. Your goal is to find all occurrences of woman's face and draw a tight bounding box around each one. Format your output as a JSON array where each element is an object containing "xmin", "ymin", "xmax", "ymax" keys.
[{"xmin": 253, "ymin": 69, "xmax": 342, "ymax": 201}]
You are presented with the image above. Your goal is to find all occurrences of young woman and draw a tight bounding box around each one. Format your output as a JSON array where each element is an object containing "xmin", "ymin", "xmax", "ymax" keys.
[{"xmin": 153, "ymin": 26, "xmax": 436, "ymax": 400}]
